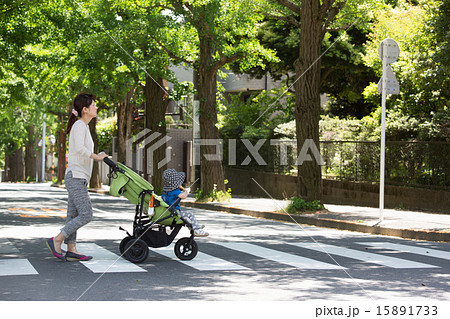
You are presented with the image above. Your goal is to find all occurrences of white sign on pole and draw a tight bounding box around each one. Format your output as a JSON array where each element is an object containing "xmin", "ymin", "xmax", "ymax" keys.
[
  {"xmin": 377, "ymin": 38, "xmax": 400, "ymax": 223},
  {"xmin": 192, "ymin": 100, "xmax": 200, "ymax": 145},
  {"xmin": 377, "ymin": 65, "xmax": 400, "ymax": 95},
  {"xmin": 378, "ymin": 38, "xmax": 400, "ymax": 63}
]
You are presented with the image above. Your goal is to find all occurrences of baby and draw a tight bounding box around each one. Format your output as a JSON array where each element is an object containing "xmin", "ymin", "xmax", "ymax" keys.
[{"xmin": 161, "ymin": 169, "xmax": 209, "ymax": 237}]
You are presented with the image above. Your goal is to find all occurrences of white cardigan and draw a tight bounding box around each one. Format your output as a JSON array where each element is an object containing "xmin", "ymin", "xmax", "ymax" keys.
[{"xmin": 66, "ymin": 120, "xmax": 94, "ymax": 182}]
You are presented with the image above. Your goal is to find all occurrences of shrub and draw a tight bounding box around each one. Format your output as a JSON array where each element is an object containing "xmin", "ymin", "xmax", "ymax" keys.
[
  {"xmin": 286, "ymin": 197, "xmax": 324, "ymax": 214},
  {"xmin": 194, "ymin": 180, "xmax": 232, "ymax": 202}
]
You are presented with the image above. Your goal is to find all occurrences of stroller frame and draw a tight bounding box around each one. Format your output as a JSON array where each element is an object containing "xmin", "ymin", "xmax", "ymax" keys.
[{"xmin": 104, "ymin": 158, "xmax": 198, "ymax": 263}]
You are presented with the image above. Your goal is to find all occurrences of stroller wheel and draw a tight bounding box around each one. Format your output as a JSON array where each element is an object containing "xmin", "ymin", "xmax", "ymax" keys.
[
  {"xmin": 123, "ymin": 239, "xmax": 149, "ymax": 263},
  {"xmin": 119, "ymin": 236, "xmax": 133, "ymax": 255},
  {"xmin": 174, "ymin": 237, "xmax": 198, "ymax": 260}
]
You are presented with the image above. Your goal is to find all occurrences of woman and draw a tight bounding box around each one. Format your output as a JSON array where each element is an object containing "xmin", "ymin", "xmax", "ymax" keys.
[{"xmin": 46, "ymin": 93, "xmax": 107, "ymax": 261}]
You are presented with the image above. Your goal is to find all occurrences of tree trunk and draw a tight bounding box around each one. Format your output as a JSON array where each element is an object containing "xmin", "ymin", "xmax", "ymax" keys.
[
  {"xmin": 5, "ymin": 149, "xmax": 15, "ymax": 182},
  {"xmin": 89, "ymin": 117, "xmax": 101, "ymax": 189},
  {"xmin": 144, "ymin": 75, "xmax": 168, "ymax": 192},
  {"xmin": 117, "ymin": 101, "xmax": 127, "ymax": 164},
  {"xmin": 16, "ymin": 146, "xmax": 25, "ymax": 181},
  {"xmin": 294, "ymin": 0, "xmax": 323, "ymax": 201},
  {"xmin": 5, "ymin": 152, "xmax": 12, "ymax": 182},
  {"xmin": 25, "ymin": 125, "xmax": 37, "ymax": 182},
  {"xmin": 198, "ymin": 36, "xmax": 225, "ymax": 193},
  {"xmin": 5, "ymin": 145, "xmax": 24, "ymax": 182},
  {"xmin": 117, "ymin": 88, "xmax": 134, "ymax": 164}
]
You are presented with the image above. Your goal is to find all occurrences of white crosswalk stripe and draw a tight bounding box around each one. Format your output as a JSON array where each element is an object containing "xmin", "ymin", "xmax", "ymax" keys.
[
  {"xmin": 291, "ymin": 243, "xmax": 439, "ymax": 269},
  {"xmin": 75, "ymin": 243, "xmax": 147, "ymax": 273},
  {"xmin": 0, "ymin": 239, "xmax": 39, "ymax": 276},
  {"xmin": 152, "ymin": 245, "xmax": 250, "ymax": 271},
  {"xmin": 218, "ymin": 242, "xmax": 343, "ymax": 269},
  {"xmin": 358, "ymin": 242, "xmax": 450, "ymax": 260},
  {"xmin": 0, "ymin": 259, "xmax": 38, "ymax": 276}
]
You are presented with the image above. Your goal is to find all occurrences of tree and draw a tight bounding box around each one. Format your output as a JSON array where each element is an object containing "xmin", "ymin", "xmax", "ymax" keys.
[
  {"xmin": 243, "ymin": 18, "xmax": 379, "ymax": 119},
  {"xmin": 0, "ymin": 0, "xmax": 51, "ymax": 182},
  {"xmin": 361, "ymin": 0, "xmax": 449, "ymax": 140},
  {"xmin": 159, "ymin": 0, "xmax": 276, "ymax": 195},
  {"xmin": 95, "ymin": 0, "xmax": 184, "ymax": 190},
  {"xmin": 262, "ymin": 0, "xmax": 378, "ymax": 201}
]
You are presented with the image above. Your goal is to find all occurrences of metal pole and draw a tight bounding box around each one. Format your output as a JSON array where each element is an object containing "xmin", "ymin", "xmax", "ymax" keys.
[
  {"xmin": 379, "ymin": 56, "xmax": 387, "ymax": 223},
  {"xmin": 60, "ymin": 114, "xmax": 63, "ymax": 185},
  {"xmin": 41, "ymin": 113, "xmax": 46, "ymax": 183}
]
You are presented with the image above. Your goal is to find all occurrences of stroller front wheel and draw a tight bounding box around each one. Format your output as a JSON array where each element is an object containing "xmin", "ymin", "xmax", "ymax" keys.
[
  {"xmin": 119, "ymin": 236, "xmax": 133, "ymax": 255},
  {"xmin": 123, "ymin": 238, "xmax": 149, "ymax": 263},
  {"xmin": 174, "ymin": 237, "xmax": 198, "ymax": 260}
]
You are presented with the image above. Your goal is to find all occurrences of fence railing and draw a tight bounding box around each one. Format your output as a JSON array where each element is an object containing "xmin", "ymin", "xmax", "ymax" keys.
[
  {"xmin": 222, "ymin": 139, "xmax": 450, "ymax": 188},
  {"xmin": 321, "ymin": 141, "xmax": 449, "ymax": 188}
]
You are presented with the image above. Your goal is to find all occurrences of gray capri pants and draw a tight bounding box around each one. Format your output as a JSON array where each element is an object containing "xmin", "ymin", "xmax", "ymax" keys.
[{"xmin": 61, "ymin": 171, "xmax": 93, "ymax": 244}]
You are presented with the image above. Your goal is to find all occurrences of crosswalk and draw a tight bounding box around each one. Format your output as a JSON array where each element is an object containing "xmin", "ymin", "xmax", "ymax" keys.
[
  {"xmin": 0, "ymin": 239, "xmax": 38, "ymax": 276},
  {"xmin": 218, "ymin": 242, "xmax": 342, "ymax": 269},
  {"xmin": 75, "ymin": 243, "xmax": 147, "ymax": 273},
  {"xmin": 291, "ymin": 243, "xmax": 439, "ymax": 269},
  {"xmin": 155, "ymin": 245, "xmax": 250, "ymax": 271},
  {"xmin": 0, "ymin": 238, "xmax": 449, "ymax": 277}
]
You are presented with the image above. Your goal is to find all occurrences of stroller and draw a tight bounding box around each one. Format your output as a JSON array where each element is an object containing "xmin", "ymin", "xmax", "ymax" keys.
[{"xmin": 104, "ymin": 158, "xmax": 198, "ymax": 263}]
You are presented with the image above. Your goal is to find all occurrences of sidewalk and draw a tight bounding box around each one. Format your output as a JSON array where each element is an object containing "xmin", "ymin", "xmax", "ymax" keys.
[
  {"xmin": 181, "ymin": 196, "xmax": 450, "ymax": 243},
  {"xmin": 85, "ymin": 185, "xmax": 450, "ymax": 242}
]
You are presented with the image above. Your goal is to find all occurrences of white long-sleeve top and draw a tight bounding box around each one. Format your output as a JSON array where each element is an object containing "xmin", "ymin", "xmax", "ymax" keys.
[{"xmin": 66, "ymin": 119, "xmax": 94, "ymax": 181}]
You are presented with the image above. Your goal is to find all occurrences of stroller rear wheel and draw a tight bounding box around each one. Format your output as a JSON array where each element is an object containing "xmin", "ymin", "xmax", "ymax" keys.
[
  {"xmin": 174, "ymin": 237, "xmax": 198, "ymax": 260},
  {"xmin": 123, "ymin": 238, "xmax": 149, "ymax": 263}
]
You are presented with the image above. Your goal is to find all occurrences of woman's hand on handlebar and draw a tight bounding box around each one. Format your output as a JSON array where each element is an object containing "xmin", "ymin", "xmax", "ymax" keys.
[{"xmin": 91, "ymin": 152, "xmax": 108, "ymax": 161}]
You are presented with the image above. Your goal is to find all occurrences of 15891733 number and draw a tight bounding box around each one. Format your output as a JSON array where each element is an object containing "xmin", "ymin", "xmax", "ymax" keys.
[{"xmin": 377, "ymin": 306, "xmax": 438, "ymax": 316}]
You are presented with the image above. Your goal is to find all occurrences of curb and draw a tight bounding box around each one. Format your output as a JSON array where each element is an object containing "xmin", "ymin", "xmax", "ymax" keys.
[{"xmin": 182, "ymin": 201, "xmax": 450, "ymax": 243}]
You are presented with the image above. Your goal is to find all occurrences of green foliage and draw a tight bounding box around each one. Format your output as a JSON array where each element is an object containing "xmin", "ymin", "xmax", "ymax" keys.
[
  {"xmin": 169, "ymin": 81, "xmax": 196, "ymax": 102},
  {"xmin": 219, "ymin": 86, "xmax": 294, "ymax": 140},
  {"xmin": 362, "ymin": 0, "xmax": 449, "ymax": 120},
  {"xmin": 194, "ymin": 180, "xmax": 232, "ymax": 202},
  {"xmin": 275, "ymin": 105, "xmax": 449, "ymax": 143},
  {"xmin": 286, "ymin": 197, "xmax": 324, "ymax": 214},
  {"xmin": 244, "ymin": 0, "xmax": 381, "ymax": 119},
  {"xmin": 319, "ymin": 116, "xmax": 366, "ymax": 141},
  {"xmin": 97, "ymin": 116, "xmax": 117, "ymax": 153},
  {"xmin": 321, "ymin": 28, "xmax": 379, "ymax": 119},
  {"xmin": 26, "ymin": 176, "xmax": 36, "ymax": 183}
]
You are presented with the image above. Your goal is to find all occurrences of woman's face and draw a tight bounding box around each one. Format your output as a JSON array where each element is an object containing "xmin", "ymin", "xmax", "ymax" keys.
[{"xmin": 84, "ymin": 100, "xmax": 98, "ymax": 118}]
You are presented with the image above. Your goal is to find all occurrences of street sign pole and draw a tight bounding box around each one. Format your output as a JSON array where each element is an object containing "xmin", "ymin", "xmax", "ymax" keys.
[
  {"xmin": 377, "ymin": 38, "xmax": 400, "ymax": 224},
  {"xmin": 41, "ymin": 113, "xmax": 46, "ymax": 183},
  {"xmin": 379, "ymin": 58, "xmax": 387, "ymax": 222}
]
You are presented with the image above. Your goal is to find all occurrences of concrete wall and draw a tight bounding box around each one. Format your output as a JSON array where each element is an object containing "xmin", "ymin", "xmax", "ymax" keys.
[
  {"xmin": 166, "ymin": 128, "xmax": 193, "ymax": 172},
  {"xmin": 224, "ymin": 167, "xmax": 450, "ymax": 213}
]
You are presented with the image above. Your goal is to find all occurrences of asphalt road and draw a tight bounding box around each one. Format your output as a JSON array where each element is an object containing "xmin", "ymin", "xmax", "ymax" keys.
[{"xmin": 1, "ymin": 182, "xmax": 449, "ymax": 306}]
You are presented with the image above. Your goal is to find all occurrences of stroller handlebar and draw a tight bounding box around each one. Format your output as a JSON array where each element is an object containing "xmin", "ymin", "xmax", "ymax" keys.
[{"xmin": 103, "ymin": 157, "xmax": 116, "ymax": 168}]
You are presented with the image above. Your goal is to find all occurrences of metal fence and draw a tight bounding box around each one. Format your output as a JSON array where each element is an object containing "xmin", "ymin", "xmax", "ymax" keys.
[
  {"xmin": 321, "ymin": 141, "xmax": 450, "ymax": 188},
  {"xmin": 222, "ymin": 139, "xmax": 450, "ymax": 188}
]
